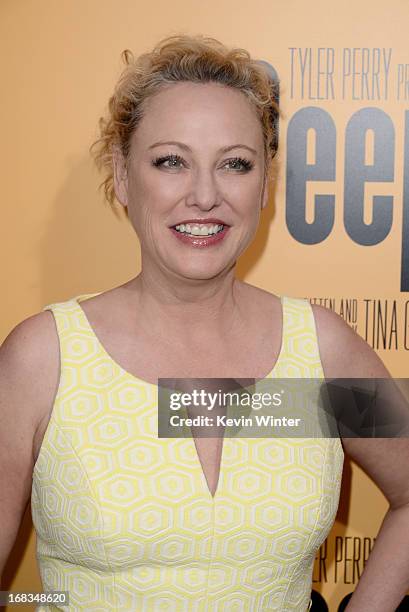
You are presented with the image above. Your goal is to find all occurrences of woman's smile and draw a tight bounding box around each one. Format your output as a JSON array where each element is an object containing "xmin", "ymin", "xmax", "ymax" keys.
[{"xmin": 169, "ymin": 217, "xmax": 231, "ymax": 248}]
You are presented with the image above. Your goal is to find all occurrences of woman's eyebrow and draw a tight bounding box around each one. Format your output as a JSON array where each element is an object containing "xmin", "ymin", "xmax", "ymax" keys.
[{"xmin": 147, "ymin": 140, "xmax": 257, "ymax": 154}]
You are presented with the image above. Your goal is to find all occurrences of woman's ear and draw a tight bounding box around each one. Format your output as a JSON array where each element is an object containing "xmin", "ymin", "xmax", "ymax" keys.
[{"xmin": 112, "ymin": 145, "xmax": 129, "ymax": 207}]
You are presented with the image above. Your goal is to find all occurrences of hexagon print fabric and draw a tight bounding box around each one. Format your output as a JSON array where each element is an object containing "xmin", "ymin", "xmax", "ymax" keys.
[{"xmin": 31, "ymin": 293, "xmax": 344, "ymax": 611}]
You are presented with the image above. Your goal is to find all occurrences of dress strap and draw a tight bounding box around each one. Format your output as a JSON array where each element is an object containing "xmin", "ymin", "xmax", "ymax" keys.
[
  {"xmin": 274, "ymin": 296, "xmax": 325, "ymax": 378},
  {"xmin": 42, "ymin": 293, "xmax": 105, "ymax": 367},
  {"xmin": 42, "ymin": 296, "xmax": 80, "ymax": 344}
]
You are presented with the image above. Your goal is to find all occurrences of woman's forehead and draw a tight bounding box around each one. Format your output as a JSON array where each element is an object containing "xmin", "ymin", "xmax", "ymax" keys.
[{"xmin": 133, "ymin": 82, "xmax": 263, "ymax": 149}]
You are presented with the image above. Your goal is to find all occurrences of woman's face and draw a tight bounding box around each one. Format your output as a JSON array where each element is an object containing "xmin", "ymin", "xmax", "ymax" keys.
[{"xmin": 113, "ymin": 81, "xmax": 268, "ymax": 281}]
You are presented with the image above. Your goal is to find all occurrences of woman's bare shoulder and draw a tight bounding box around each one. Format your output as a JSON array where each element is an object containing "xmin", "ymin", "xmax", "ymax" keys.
[
  {"xmin": 1, "ymin": 309, "xmax": 59, "ymax": 368},
  {"xmin": 0, "ymin": 310, "xmax": 60, "ymax": 443},
  {"xmin": 310, "ymin": 303, "xmax": 391, "ymax": 379}
]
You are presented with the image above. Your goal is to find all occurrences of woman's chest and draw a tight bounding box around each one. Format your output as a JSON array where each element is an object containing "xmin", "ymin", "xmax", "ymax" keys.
[
  {"xmin": 109, "ymin": 315, "xmax": 283, "ymax": 382},
  {"xmin": 80, "ymin": 288, "xmax": 285, "ymax": 383}
]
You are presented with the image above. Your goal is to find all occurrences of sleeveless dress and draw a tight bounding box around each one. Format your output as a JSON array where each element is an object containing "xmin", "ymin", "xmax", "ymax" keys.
[{"xmin": 31, "ymin": 292, "xmax": 344, "ymax": 611}]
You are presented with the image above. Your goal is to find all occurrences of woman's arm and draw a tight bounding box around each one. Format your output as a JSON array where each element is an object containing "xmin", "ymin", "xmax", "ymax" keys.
[
  {"xmin": 340, "ymin": 439, "xmax": 409, "ymax": 611},
  {"xmin": 313, "ymin": 305, "xmax": 409, "ymax": 612},
  {"xmin": 0, "ymin": 313, "xmax": 57, "ymax": 586}
]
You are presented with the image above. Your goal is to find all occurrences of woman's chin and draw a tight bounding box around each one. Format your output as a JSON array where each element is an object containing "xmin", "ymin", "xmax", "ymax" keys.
[{"xmin": 171, "ymin": 263, "xmax": 233, "ymax": 282}]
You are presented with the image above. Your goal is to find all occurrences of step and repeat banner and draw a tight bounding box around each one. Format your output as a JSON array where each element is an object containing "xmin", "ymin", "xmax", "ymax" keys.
[
  {"xmin": 261, "ymin": 19, "xmax": 409, "ymax": 611},
  {"xmin": 285, "ymin": 55, "xmax": 409, "ymax": 605},
  {"xmin": 1, "ymin": 1, "xmax": 408, "ymax": 610}
]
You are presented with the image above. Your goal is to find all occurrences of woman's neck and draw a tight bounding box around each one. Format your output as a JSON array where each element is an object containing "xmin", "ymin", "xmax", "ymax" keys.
[{"xmin": 124, "ymin": 267, "xmax": 248, "ymax": 341}]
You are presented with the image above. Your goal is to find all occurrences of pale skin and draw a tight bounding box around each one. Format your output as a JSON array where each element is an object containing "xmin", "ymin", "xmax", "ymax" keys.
[{"xmin": 1, "ymin": 80, "xmax": 409, "ymax": 610}]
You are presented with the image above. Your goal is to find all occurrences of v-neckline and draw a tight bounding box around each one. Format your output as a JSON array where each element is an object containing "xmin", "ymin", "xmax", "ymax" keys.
[{"xmin": 73, "ymin": 291, "xmax": 286, "ymax": 500}]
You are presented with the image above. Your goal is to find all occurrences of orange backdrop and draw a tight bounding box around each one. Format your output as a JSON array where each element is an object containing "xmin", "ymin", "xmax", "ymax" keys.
[{"xmin": 1, "ymin": 1, "xmax": 408, "ymax": 610}]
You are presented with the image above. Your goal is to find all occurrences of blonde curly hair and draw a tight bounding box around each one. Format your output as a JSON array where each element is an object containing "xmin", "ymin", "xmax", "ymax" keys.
[{"xmin": 89, "ymin": 33, "xmax": 279, "ymax": 218}]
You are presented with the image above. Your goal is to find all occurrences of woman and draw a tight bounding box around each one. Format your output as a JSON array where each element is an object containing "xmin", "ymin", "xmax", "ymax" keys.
[{"xmin": 1, "ymin": 34, "xmax": 409, "ymax": 611}]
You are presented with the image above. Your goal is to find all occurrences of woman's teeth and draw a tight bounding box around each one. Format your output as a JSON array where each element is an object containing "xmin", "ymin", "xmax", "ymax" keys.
[{"xmin": 174, "ymin": 223, "xmax": 224, "ymax": 236}]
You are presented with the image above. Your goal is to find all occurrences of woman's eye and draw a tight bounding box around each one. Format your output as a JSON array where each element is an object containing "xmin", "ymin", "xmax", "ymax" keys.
[
  {"xmin": 224, "ymin": 157, "xmax": 254, "ymax": 172},
  {"xmin": 152, "ymin": 154, "xmax": 184, "ymax": 169}
]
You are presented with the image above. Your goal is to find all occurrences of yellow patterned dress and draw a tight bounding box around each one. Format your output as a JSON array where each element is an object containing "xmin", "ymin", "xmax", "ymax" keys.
[{"xmin": 31, "ymin": 292, "xmax": 344, "ymax": 611}]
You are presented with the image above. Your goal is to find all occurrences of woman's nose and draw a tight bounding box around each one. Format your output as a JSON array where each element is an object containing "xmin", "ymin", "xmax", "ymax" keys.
[{"xmin": 185, "ymin": 168, "xmax": 222, "ymax": 210}]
